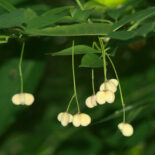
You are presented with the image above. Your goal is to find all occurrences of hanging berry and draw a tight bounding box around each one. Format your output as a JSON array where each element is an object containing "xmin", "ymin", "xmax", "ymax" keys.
[
  {"xmin": 57, "ymin": 112, "xmax": 73, "ymax": 127},
  {"xmin": 118, "ymin": 122, "xmax": 134, "ymax": 137},
  {"xmin": 85, "ymin": 95, "xmax": 97, "ymax": 108},
  {"xmin": 72, "ymin": 113, "xmax": 91, "ymax": 127},
  {"xmin": 12, "ymin": 93, "xmax": 34, "ymax": 106},
  {"xmin": 57, "ymin": 41, "xmax": 91, "ymax": 127},
  {"xmin": 12, "ymin": 41, "xmax": 35, "ymax": 106}
]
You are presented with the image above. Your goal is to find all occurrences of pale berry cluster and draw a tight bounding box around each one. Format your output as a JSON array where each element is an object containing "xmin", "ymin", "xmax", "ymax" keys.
[
  {"xmin": 118, "ymin": 122, "xmax": 134, "ymax": 137},
  {"xmin": 12, "ymin": 93, "xmax": 34, "ymax": 106},
  {"xmin": 56, "ymin": 40, "xmax": 135, "ymax": 136},
  {"xmin": 86, "ymin": 79, "xmax": 118, "ymax": 108},
  {"xmin": 57, "ymin": 112, "xmax": 91, "ymax": 127}
]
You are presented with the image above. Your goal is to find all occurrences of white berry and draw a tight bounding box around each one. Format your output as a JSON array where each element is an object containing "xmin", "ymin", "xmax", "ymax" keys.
[
  {"xmin": 109, "ymin": 79, "xmax": 119, "ymax": 87},
  {"xmin": 57, "ymin": 112, "xmax": 73, "ymax": 127},
  {"xmin": 80, "ymin": 113, "xmax": 91, "ymax": 126},
  {"xmin": 72, "ymin": 113, "xmax": 81, "ymax": 127},
  {"xmin": 96, "ymin": 91, "xmax": 106, "ymax": 105},
  {"xmin": 85, "ymin": 95, "xmax": 97, "ymax": 108},
  {"xmin": 72, "ymin": 113, "xmax": 91, "ymax": 127},
  {"xmin": 105, "ymin": 91, "xmax": 115, "ymax": 103},
  {"xmin": 100, "ymin": 81, "xmax": 117, "ymax": 93},
  {"xmin": 118, "ymin": 122, "xmax": 134, "ymax": 137},
  {"xmin": 96, "ymin": 90, "xmax": 115, "ymax": 104},
  {"xmin": 12, "ymin": 93, "xmax": 34, "ymax": 106}
]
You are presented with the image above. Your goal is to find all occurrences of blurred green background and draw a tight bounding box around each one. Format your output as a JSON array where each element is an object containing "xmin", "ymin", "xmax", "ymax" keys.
[{"xmin": 0, "ymin": 0, "xmax": 155, "ymax": 155}]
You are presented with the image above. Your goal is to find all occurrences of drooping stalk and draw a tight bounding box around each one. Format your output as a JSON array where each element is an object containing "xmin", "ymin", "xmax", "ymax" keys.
[
  {"xmin": 72, "ymin": 41, "xmax": 80, "ymax": 113},
  {"xmin": 91, "ymin": 69, "xmax": 95, "ymax": 95},
  {"xmin": 66, "ymin": 94, "xmax": 76, "ymax": 112},
  {"xmin": 99, "ymin": 38, "xmax": 107, "ymax": 82},
  {"xmin": 107, "ymin": 54, "xmax": 126, "ymax": 123},
  {"xmin": 92, "ymin": 41, "xmax": 101, "ymax": 51},
  {"xmin": 19, "ymin": 41, "xmax": 25, "ymax": 93}
]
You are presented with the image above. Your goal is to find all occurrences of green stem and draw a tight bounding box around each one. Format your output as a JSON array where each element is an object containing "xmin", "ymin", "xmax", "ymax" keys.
[
  {"xmin": 127, "ymin": 20, "xmax": 140, "ymax": 31},
  {"xmin": 66, "ymin": 94, "xmax": 75, "ymax": 112},
  {"xmin": 99, "ymin": 38, "xmax": 107, "ymax": 81},
  {"xmin": 19, "ymin": 41, "xmax": 25, "ymax": 93},
  {"xmin": 91, "ymin": 42, "xmax": 97, "ymax": 96},
  {"xmin": 91, "ymin": 69, "xmax": 95, "ymax": 95},
  {"xmin": 92, "ymin": 41, "xmax": 101, "ymax": 51},
  {"xmin": 72, "ymin": 41, "xmax": 80, "ymax": 113},
  {"xmin": 107, "ymin": 54, "xmax": 126, "ymax": 123},
  {"xmin": 75, "ymin": 0, "xmax": 84, "ymax": 10}
]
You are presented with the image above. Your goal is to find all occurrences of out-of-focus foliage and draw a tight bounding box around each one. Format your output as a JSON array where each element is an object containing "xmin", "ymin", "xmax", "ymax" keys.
[
  {"xmin": 92, "ymin": 0, "xmax": 130, "ymax": 8},
  {"xmin": 0, "ymin": 0, "xmax": 155, "ymax": 154}
]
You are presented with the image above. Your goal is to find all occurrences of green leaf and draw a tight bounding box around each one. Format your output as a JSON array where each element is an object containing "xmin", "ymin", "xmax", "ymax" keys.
[
  {"xmin": 42, "ymin": 6, "xmax": 72, "ymax": 16},
  {"xmin": 41, "ymin": 6, "xmax": 76, "ymax": 25},
  {"xmin": 26, "ymin": 6, "xmax": 72, "ymax": 29},
  {"xmin": 70, "ymin": 8, "xmax": 94, "ymax": 22},
  {"xmin": 109, "ymin": 22, "xmax": 155, "ymax": 40},
  {"xmin": 112, "ymin": 7, "xmax": 155, "ymax": 31},
  {"xmin": 24, "ymin": 8, "xmax": 38, "ymax": 23},
  {"xmin": 108, "ymin": 31, "xmax": 135, "ymax": 40},
  {"xmin": 135, "ymin": 22, "xmax": 155, "ymax": 37},
  {"xmin": 107, "ymin": 0, "xmax": 142, "ymax": 21},
  {"xmin": 51, "ymin": 45, "xmax": 100, "ymax": 56},
  {"xmin": 79, "ymin": 53, "xmax": 103, "ymax": 68},
  {"xmin": 25, "ymin": 23, "xmax": 112, "ymax": 36},
  {"xmin": 107, "ymin": 6, "xmax": 127, "ymax": 21},
  {"xmin": 26, "ymin": 11, "xmax": 69, "ymax": 29},
  {"xmin": 0, "ymin": 9, "xmax": 25, "ymax": 28},
  {"xmin": 27, "ymin": 3, "xmax": 50, "ymax": 13},
  {"xmin": 0, "ymin": 0, "xmax": 16, "ymax": 12}
]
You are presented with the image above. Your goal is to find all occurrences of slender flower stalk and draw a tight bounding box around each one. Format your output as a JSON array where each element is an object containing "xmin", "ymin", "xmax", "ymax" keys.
[
  {"xmin": 99, "ymin": 38, "xmax": 107, "ymax": 81},
  {"xmin": 107, "ymin": 54, "xmax": 126, "ymax": 123},
  {"xmin": 91, "ymin": 69, "xmax": 95, "ymax": 95},
  {"xmin": 72, "ymin": 41, "xmax": 80, "ymax": 113},
  {"xmin": 19, "ymin": 41, "xmax": 25, "ymax": 93},
  {"xmin": 66, "ymin": 94, "xmax": 75, "ymax": 112}
]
